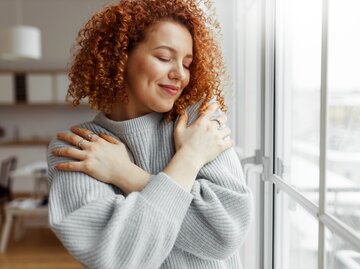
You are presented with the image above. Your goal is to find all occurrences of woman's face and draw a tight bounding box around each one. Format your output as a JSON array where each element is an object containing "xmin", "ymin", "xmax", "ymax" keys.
[{"xmin": 117, "ymin": 20, "xmax": 193, "ymax": 120}]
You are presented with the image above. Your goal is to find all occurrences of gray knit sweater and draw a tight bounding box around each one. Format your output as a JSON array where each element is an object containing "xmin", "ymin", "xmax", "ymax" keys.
[{"xmin": 47, "ymin": 102, "xmax": 252, "ymax": 269}]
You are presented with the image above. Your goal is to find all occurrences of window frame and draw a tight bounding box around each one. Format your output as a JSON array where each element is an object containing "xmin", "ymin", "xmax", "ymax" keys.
[{"xmin": 257, "ymin": 0, "xmax": 360, "ymax": 268}]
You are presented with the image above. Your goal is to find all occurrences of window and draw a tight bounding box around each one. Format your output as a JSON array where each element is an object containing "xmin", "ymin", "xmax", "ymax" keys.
[
  {"xmin": 237, "ymin": 0, "xmax": 360, "ymax": 268},
  {"xmin": 272, "ymin": 0, "xmax": 360, "ymax": 268}
]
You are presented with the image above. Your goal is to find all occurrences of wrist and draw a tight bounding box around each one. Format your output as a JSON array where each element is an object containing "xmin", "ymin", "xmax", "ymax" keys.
[
  {"xmin": 163, "ymin": 147, "xmax": 203, "ymax": 192},
  {"xmin": 179, "ymin": 145, "xmax": 205, "ymax": 170},
  {"xmin": 113, "ymin": 163, "xmax": 151, "ymax": 194}
]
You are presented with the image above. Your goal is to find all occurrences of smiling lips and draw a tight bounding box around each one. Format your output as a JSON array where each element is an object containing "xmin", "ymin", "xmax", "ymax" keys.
[{"xmin": 159, "ymin": 84, "xmax": 180, "ymax": 96}]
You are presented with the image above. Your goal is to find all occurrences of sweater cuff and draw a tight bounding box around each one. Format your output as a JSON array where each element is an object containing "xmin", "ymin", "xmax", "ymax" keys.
[{"xmin": 141, "ymin": 172, "xmax": 193, "ymax": 224}]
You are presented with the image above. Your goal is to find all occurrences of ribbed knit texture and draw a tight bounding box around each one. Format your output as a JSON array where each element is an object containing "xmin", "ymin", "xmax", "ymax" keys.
[{"xmin": 47, "ymin": 102, "xmax": 253, "ymax": 269}]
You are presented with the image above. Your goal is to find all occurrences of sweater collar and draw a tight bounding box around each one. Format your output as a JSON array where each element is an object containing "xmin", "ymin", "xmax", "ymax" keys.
[{"xmin": 93, "ymin": 111, "xmax": 164, "ymax": 135}]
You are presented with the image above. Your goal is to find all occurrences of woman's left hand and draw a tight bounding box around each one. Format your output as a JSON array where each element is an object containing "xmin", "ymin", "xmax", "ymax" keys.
[{"xmin": 52, "ymin": 126, "xmax": 133, "ymax": 186}]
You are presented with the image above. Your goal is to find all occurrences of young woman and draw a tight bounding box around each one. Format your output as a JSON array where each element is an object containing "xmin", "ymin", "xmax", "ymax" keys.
[{"xmin": 47, "ymin": 0, "xmax": 253, "ymax": 268}]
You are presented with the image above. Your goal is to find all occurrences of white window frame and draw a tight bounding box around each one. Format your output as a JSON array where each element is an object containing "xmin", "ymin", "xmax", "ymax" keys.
[{"xmin": 239, "ymin": 0, "xmax": 360, "ymax": 268}]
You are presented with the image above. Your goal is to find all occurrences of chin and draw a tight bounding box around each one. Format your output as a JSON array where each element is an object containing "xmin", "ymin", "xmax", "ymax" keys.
[{"xmin": 152, "ymin": 102, "xmax": 174, "ymax": 113}]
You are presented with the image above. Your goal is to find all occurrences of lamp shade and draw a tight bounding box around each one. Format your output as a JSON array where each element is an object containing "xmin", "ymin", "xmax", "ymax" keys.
[{"xmin": 0, "ymin": 25, "xmax": 42, "ymax": 60}]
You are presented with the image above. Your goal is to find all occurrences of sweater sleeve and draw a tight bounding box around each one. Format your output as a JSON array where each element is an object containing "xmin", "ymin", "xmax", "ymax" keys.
[
  {"xmin": 47, "ymin": 138, "xmax": 193, "ymax": 269},
  {"xmin": 172, "ymin": 101, "xmax": 253, "ymax": 260}
]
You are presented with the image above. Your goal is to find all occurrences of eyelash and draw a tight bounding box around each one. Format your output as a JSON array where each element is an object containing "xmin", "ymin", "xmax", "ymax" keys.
[
  {"xmin": 158, "ymin": 57, "xmax": 170, "ymax": 62},
  {"xmin": 157, "ymin": 57, "xmax": 191, "ymax": 70}
]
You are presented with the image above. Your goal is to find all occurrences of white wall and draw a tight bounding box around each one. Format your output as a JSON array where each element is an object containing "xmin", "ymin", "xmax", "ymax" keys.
[{"xmin": 0, "ymin": 0, "xmax": 112, "ymax": 70}]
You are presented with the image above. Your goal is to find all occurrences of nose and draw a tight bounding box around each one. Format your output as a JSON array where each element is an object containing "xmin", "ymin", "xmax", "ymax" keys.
[{"xmin": 169, "ymin": 62, "xmax": 187, "ymax": 81}]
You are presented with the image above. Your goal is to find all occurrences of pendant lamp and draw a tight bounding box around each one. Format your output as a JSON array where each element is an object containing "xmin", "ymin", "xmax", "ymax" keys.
[
  {"xmin": 0, "ymin": 25, "xmax": 41, "ymax": 60},
  {"xmin": 0, "ymin": 0, "xmax": 42, "ymax": 60}
]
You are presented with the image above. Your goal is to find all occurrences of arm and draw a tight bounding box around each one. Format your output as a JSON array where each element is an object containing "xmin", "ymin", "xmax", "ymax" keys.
[
  {"xmin": 52, "ymin": 102, "xmax": 249, "ymax": 262},
  {"xmin": 171, "ymin": 101, "xmax": 253, "ymax": 260},
  {"xmin": 174, "ymin": 147, "xmax": 253, "ymax": 260},
  {"xmin": 114, "ymin": 103, "xmax": 252, "ymax": 260},
  {"xmin": 47, "ymin": 139, "xmax": 193, "ymax": 269},
  {"xmin": 106, "ymin": 145, "xmax": 252, "ymax": 261},
  {"xmin": 113, "ymin": 142, "xmax": 252, "ymax": 261}
]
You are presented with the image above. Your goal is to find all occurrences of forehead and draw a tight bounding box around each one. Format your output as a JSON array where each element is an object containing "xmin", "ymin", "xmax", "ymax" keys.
[{"xmin": 142, "ymin": 20, "xmax": 193, "ymax": 53}]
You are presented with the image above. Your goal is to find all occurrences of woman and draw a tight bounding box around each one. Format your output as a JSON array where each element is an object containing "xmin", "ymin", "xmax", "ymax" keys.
[{"xmin": 47, "ymin": 0, "xmax": 252, "ymax": 268}]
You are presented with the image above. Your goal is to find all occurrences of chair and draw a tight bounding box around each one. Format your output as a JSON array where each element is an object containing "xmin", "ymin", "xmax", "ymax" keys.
[
  {"xmin": 0, "ymin": 202, "xmax": 48, "ymax": 252},
  {"xmin": 0, "ymin": 161, "xmax": 49, "ymax": 253},
  {"xmin": 0, "ymin": 157, "xmax": 17, "ymax": 223}
]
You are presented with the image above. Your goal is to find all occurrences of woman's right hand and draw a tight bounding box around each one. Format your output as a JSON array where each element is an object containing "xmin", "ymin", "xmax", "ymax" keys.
[{"xmin": 174, "ymin": 102, "xmax": 234, "ymax": 168}]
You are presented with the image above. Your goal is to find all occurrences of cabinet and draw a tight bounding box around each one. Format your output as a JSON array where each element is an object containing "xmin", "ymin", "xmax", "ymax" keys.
[
  {"xmin": 0, "ymin": 71, "xmax": 69, "ymax": 105},
  {"xmin": 0, "ymin": 71, "xmax": 94, "ymax": 146},
  {"xmin": 0, "ymin": 92, "xmax": 94, "ymax": 192}
]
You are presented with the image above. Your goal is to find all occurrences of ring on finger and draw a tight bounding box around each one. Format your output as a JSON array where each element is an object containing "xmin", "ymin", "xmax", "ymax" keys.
[
  {"xmin": 86, "ymin": 132, "xmax": 94, "ymax": 141},
  {"xmin": 78, "ymin": 138, "xmax": 85, "ymax": 148},
  {"xmin": 212, "ymin": 118, "xmax": 222, "ymax": 129}
]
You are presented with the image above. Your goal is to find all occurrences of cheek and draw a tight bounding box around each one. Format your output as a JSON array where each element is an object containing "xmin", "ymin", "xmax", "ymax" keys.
[
  {"xmin": 139, "ymin": 59, "xmax": 167, "ymax": 82},
  {"xmin": 183, "ymin": 72, "xmax": 190, "ymax": 87}
]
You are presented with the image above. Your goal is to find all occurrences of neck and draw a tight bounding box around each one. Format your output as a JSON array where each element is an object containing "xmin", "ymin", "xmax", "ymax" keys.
[{"xmin": 107, "ymin": 104, "xmax": 151, "ymax": 122}]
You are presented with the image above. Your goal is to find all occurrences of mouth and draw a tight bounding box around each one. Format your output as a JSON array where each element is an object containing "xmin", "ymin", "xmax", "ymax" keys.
[{"xmin": 159, "ymin": 84, "xmax": 180, "ymax": 97}]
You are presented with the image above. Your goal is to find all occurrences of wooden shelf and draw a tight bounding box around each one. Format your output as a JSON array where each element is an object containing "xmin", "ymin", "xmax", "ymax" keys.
[{"xmin": 0, "ymin": 140, "xmax": 50, "ymax": 146}]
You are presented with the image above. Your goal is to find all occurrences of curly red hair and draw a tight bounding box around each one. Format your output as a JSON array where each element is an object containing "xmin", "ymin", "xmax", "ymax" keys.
[{"xmin": 67, "ymin": 0, "xmax": 228, "ymax": 121}]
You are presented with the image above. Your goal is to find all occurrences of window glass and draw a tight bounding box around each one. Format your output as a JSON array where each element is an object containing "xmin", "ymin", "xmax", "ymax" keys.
[
  {"xmin": 275, "ymin": 0, "xmax": 322, "ymax": 204},
  {"xmin": 326, "ymin": 0, "xmax": 360, "ymax": 235},
  {"xmin": 274, "ymin": 191, "xmax": 318, "ymax": 269},
  {"xmin": 326, "ymin": 229, "xmax": 360, "ymax": 269}
]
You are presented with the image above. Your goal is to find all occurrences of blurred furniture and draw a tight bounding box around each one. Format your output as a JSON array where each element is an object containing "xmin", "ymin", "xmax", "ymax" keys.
[
  {"xmin": 0, "ymin": 161, "xmax": 48, "ymax": 253},
  {"xmin": 9, "ymin": 160, "xmax": 48, "ymax": 198},
  {"xmin": 0, "ymin": 201, "xmax": 48, "ymax": 253},
  {"xmin": 0, "ymin": 156, "xmax": 17, "ymax": 223},
  {"xmin": 31, "ymin": 167, "xmax": 48, "ymax": 198}
]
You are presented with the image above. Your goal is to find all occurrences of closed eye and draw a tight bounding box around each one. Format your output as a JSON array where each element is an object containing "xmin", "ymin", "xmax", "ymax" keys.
[{"xmin": 158, "ymin": 57, "xmax": 171, "ymax": 62}]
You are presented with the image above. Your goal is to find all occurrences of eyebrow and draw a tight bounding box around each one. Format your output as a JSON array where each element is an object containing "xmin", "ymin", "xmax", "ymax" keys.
[{"xmin": 153, "ymin": 45, "xmax": 193, "ymax": 59}]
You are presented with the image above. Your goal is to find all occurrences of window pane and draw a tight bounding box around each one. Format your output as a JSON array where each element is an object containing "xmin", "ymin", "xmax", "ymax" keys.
[
  {"xmin": 274, "ymin": 191, "xmax": 318, "ymax": 269},
  {"xmin": 327, "ymin": 0, "xmax": 360, "ymax": 234},
  {"xmin": 275, "ymin": 0, "xmax": 322, "ymax": 203},
  {"xmin": 326, "ymin": 229, "xmax": 360, "ymax": 269}
]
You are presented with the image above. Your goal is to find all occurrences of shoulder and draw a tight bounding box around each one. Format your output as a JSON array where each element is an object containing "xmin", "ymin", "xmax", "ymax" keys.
[
  {"xmin": 47, "ymin": 120, "xmax": 113, "ymax": 168},
  {"xmin": 175, "ymin": 98, "xmax": 225, "ymax": 126},
  {"xmin": 47, "ymin": 121, "xmax": 102, "ymax": 149}
]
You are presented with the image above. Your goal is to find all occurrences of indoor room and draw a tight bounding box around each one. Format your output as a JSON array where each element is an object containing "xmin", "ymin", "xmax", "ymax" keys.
[{"xmin": 0, "ymin": 0, "xmax": 359, "ymax": 268}]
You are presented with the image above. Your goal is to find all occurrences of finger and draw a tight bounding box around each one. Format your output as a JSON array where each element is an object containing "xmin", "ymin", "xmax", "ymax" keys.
[
  {"xmin": 71, "ymin": 126, "xmax": 99, "ymax": 142},
  {"xmin": 221, "ymin": 139, "xmax": 235, "ymax": 151},
  {"xmin": 215, "ymin": 114, "xmax": 228, "ymax": 125},
  {"xmin": 218, "ymin": 127, "xmax": 231, "ymax": 139},
  {"xmin": 205, "ymin": 102, "xmax": 219, "ymax": 116},
  {"xmin": 210, "ymin": 118, "xmax": 222, "ymax": 129},
  {"xmin": 210, "ymin": 115, "xmax": 227, "ymax": 130},
  {"xmin": 175, "ymin": 110, "xmax": 188, "ymax": 129},
  {"xmin": 99, "ymin": 133, "xmax": 120, "ymax": 144},
  {"xmin": 198, "ymin": 102, "xmax": 219, "ymax": 122},
  {"xmin": 55, "ymin": 161, "xmax": 84, "ymax": 172},
  {"xmin": 57, "ymin": 132, "xmax": 90, "ymax": 149},
  {"xmin": 52, "ymin": 147, "xmax": 87, "ymax": 161}
]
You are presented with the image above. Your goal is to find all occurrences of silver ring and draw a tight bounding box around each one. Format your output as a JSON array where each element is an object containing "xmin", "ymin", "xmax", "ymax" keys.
[
  {"xmin": 212, "ymin": 118, "xmax": 222, "ymax": 128},
  {"xmin": 86, "ymin": 132, "xmax": 94, "ymax": 141},
  {"xmin": 78, "ymin": 138, "xmax": 85, "ymax": 148}
]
